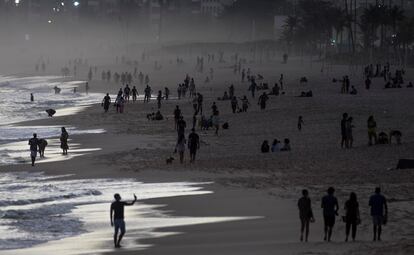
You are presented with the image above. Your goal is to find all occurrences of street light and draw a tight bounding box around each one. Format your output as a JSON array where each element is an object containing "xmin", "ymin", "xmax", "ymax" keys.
[{"xmin": 73, "ymin": 1, "xmax": 80, "ymax": 7}]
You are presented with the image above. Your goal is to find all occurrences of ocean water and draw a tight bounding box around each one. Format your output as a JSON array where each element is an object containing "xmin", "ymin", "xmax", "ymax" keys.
[
  {"xmin": 0, "ymin": 75, "xmax": 103, "ymax": 125},
  {"xmin": 0, "ymin": 75, "xmax": 106, "ymax": 165},
  {"xmin": 0, "ymin": 172, "xmax": 217, "ymax": 251}
]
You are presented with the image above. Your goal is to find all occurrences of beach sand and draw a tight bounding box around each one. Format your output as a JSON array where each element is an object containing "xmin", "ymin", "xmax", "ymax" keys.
[{"xmin": 1, "ymin": 57, "xmax": 413, "ymax": 254}]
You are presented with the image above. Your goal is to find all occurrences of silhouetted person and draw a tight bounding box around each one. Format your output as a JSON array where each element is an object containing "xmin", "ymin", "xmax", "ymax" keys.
[
  {"xmin": 110, "ymin": 193, "xmax": 137, "ymax": 248},
  {"xmin": 85, "ymin": 82, "xmax": 89, "ymax": 95},
  {"xmin": 30, "ymin": 93, "xmax": 34, "ymax": 102},
  {"xmin": 28, "ymin": 133, "xmax": 39, "ymax": 166},
  {"xmin": 321, "ymin": 187, "xmax": 339, "ymax": 242},
  {"xmin": 163, "ymin": 87, "xmax": 169, "ymax": 100},
  {"xmin": 175, "ymin": 134, "xmax": 186, "ymax": 164},
  {"xmin": 177, "ymin": 116, "xmax": 187, "ymax": 137},
  {"xmin": 46, "ymin": 109, "xmax": 56, "ymax": 117},
  {"xmin": 38, "ymin": 139, "xmax": 48, "ymax": 158},
  {"xmin": 258, "ymin": 92, "xmax": 269, "ymax": 110},
  {"xmin": 174, "ymin": 106, "xmax": 181, "ymax": 130},
  {"xmin": 249, "ymin": 79, "xmax": 257, "ymax": 98},
  {"xmin": 157, "ymin": 90, "xmax": 162, "ymax": 109},
  {"xmin": 102, "ymin": 93, "xmax": 111, "ymax": 113},
  {"xmin": 298, "ymin": 189, "xmax": 314, "ymax": 242},
  {"xmin": 365, "ymin": 77, "xmax": 371, "ymax": 90},
  {"xmin": 367, "ymin": 116, "xmax": 377, "ymax": 146},
  {"xmin": 261, "ymin": 140, "xmax": 270, "ymax": 153},
  {"xmin": 231, "ymin": 96, "xmax": 238, "ymax": 113},
  {"xmin": 345, "ymin": 117, "xmax": 354, "ymax": 148},
  {"xmin": 298, "ymin": 116, "xmax": 304, "ymax": 131},
  {"xmin": 369, "ymin": 187, "xmax": 388, "ymax": 241},
  {"xmin": 60, "ymin": 127, "xmax": 69, "ymax": 155},
  {"xmin": 344, "ymin": 192, "xmax": 360, "ymax": 242},
  {"xmin": 188, "ymin": 128, "xmax": 200, "ymax": 163},
  {"xmin": 341, "ymin": 113, "xmax": 348, "ymax": 148},
  {"xmin": 132, "ymin": 86, "xmax": 138, "ymax": 102},
  {"xmin": 241, "ymin": 96, "xmax": 249, "ymax": 112}
]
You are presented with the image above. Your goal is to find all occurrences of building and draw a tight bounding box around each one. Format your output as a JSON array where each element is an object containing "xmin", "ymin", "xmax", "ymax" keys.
[{"xmin": 200, "ymin": 0, "xmax": 233, "ymax": 17}]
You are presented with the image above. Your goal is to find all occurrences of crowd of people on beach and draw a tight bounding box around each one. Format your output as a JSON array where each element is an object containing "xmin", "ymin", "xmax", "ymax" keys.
[{"xmin": 23, "ymin": 51, "xmax": 412, "ymax": 252}]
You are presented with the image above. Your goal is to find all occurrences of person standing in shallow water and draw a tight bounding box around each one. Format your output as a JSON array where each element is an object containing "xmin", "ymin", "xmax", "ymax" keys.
[
  {"xmin": 298, "ymin": 189, "xmax": 314, "ymax": 242},
  {"xmin": 60, "ymin": 127, "xmax": 69, "ymax": 155},
  {"xmin": 28, "ymin": 133, "xmax": 39, "ymax": 166},
  {"xmin": 321, "ymin": 187, "xmax": 339, "ymax": 242},
  {"xmin": 110, "ymin": 193, "xmax": 137, "ymax": 248}
]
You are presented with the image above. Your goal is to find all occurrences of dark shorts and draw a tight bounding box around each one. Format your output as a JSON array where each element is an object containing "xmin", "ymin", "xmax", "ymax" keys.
[
  {"xmin": 114, "ymin": 219, "xmax": 125, "ymax": 233},
  {"xmin": 189, "ymin": 147, "xmax": 197, "ymax": 155},
  {"xmin": 372, "ymin": 216, "xmax": 383, "ymax": 226},
  {"xmin": 324, "ymin": 215, "xmax": 335, "ymax": 227}
]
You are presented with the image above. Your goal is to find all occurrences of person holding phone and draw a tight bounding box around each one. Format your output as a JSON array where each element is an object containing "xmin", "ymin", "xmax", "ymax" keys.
[{"xmin": 110, "ymin": 193, "xmax": 137, "ymax": 248}]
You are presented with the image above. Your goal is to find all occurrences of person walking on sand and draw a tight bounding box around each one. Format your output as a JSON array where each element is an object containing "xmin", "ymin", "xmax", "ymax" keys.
[
  {"xmin": 231, "ymin": 96, "xmax": 238, "ymax": 113},
  {"xmin": 177, "ymin": 116, "xmax": 187, "ymax": 137},
  {"xmin": 60, "ymin": 127, "xmax": 69, "ymax": 155},
  {"xmin": 258, "ymin": 92, "xmax": 269, "ymax": 110},
  {"xmin": 28, "ymin": 133, "xmax": 39, "ymax": 166},
  {"xmin": 249, "ymin": 79, "xmax": 257, "ymax": 98},
  {"xmin": 110, "ymin": 193, "xmax": 137, "ymax": 248},
  {"xmin": 212, "ymin": 110, "xmax": 220, "ymax": 136},
  {"xmin": 341, "ymin": 113, "xmax": 348, "ymax": 148},
  {"xmin": 241, "ymin": 96, "xmax": 250, "ymax": 112},
  {"xmin": 367, "ymin": 116, "xmax": 377, "ymax": 146},
  {"xmin": 174, "ymin": 106, "xmax": 181, "ymax": 130},
  {"xmin": 369, "ymin": 187, "xmax": 388, "ymax": 241},
  {"xmin": 157, "ymin": 90, "xmax": 162, "ymax": 109},
  {"xmin": 175, "ymin": 134, "xmax": 186, "ymax": 164},
  {"xmin": 188, "ymin": 128, "xmax": 200, "ymax": 163},
  {"xmin": 298, "ymin": 116, "xmax": 304, "ymax": 131},
  {"xmin": 321, "ymin": 187, "xmax": 339, "ymax": 242},
  {"xmin": 102, "ymin": 93, "xmax": 111, "ymax": 113},
  {"xmin": 345, "ymin": 117, "xmax": 355, "ymax": 148},
  {"xmin": 344, "ymin": 192, "xmax": 360, "ymax": 242},
  {"xmin": 298, "ymin": 189, "xmax": 314, "ymax": 242},
  {"xmin": 131, "ymin": 86, "xmax": 138, "ymax": 102},
  {"xmin": 115, "ymin": 94, "xmax": 125, "ymax": 113},
  {"xmin": 279, "ymin": 74, "xmax": 284, "ymax": 90}
]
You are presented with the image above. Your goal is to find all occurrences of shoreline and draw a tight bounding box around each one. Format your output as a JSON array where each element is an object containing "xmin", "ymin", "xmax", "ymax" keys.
[{"xmin": 0, "ymin": 60, "xmax": 413, "ymax": 254}]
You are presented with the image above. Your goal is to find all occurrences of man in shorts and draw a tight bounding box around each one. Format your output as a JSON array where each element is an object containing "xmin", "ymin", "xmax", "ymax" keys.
[
  {"xmin": 321, "ymin": 187, "xmax": 339, "ymax": 242},
  {"xmin": 110, "ymin": 193, "xmax": 137, "ymax": 248},
  {"xmin": 369, "ymin": 187, "xmax": 388, "ymax": 241},
  {"xmin": 28, "ymin": 133, "xmax": 39, "ymax": 166}
]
